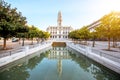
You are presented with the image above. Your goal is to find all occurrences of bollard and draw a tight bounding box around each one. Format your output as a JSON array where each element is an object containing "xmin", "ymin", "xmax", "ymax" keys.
[
  {"xmin": 10, "ymin": 51, "xmax": 11, "ymax": 56},
  {"xmin": 100, "ymin": 52, "xmax": 102, "ymax": 57},
  {"xmin": 88, "ymin": 47, "xmax": 92, "ymax": 53},
  {"xmin": 86, "ymin": 46, "xmax": 91, "ymax": 54},
  {"xmin": 25, "ymin": 46, "xmax": 29, "ymax": 55},
  {"xmin": 38, "ymin": 44, "xmax": 41, "ymax": 47}
]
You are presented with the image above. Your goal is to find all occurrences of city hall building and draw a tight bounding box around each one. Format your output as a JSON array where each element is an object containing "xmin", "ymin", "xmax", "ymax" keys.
[{"xmin": 46, "ymin": 11, "xmax": 73, "ymax": 39}]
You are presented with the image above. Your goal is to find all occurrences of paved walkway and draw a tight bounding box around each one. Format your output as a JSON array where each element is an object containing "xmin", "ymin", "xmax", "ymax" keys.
[
  {"xmin": 0, "ymin": 39, "xmax": 120, "ymax": 59},
  {"xmin": 0, "ymin": 40, "xmax": 42, "ymax": 58},
  {"xmin": 87, "ymin": 41, "xmax": 120, "ymax": 58}
]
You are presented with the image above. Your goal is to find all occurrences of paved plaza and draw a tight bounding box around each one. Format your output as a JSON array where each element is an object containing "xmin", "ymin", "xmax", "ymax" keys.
[
  {"xmin": 0, "ymin": 40, "xmax": 41, "ymax": 58},
  {"xmin": 0, "ymin": 39, "xmax": 120, "ymax": 58},
  {"xmin": 87, "ymin": 41, "xmax": 120, "ymax": 60}
]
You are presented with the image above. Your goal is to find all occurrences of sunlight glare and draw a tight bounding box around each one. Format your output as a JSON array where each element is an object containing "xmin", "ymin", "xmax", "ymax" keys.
[{"xmin": 106, "ymin": 0, "xmax": 120, "ymax": 11}]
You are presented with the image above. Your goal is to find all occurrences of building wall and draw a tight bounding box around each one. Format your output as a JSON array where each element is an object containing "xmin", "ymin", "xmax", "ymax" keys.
[
  {"xmin": 87, "ymin": 19, "xmax": 101, "ymax": 32},
  {"xmin": 46, "ymin": 26, "xmax": 73, "ymax": 39},
  {"xmin": 46, "ymin": 11, "xmax": 73, "ymax": 39}
]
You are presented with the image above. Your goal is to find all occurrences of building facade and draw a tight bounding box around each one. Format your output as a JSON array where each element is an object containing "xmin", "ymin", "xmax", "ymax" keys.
[
  {"xmin": 46, "ymin": 11, "xmax": 73, "ymax": 39},
  {"xmin": 87, "ymin": 12, "xmax": 120, "ymax": 32},
  {"xmin": 87, "ymin": 19, "xmax": 101, "ymax": 32}
]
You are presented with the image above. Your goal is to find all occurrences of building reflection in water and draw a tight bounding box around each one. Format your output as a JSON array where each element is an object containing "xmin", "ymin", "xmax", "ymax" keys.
[
  {"xmin": 47, "ymin": 47, "xmax": 71, "ymax": 77},
  {"xmin": 0, "ymin": 47, "xmax": 120, "ymax": 80}
]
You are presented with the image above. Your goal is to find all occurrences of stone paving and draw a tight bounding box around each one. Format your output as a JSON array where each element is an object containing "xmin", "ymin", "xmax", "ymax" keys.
[
  {"xmin": 87, "ymin": 41, "xmax": 120, "ymax": 58},
  {"xmin": 0, "ymin": 40, "xmax": 41, "ymax": 58},
  {"xmin": 0, "ymin": 39, "xmax": 120, "ymax": 59}
]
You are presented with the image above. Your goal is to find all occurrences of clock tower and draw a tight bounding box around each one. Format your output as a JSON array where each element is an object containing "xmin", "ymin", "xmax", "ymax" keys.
[{"xmin": 57, "ymin": 11, "xmax": 62, "ymax": 26}]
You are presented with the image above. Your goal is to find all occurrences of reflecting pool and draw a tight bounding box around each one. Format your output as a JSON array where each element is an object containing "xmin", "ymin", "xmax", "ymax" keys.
[{"xmin": 0, "ymin": 47, "xmax": 120, "ymax": 80}]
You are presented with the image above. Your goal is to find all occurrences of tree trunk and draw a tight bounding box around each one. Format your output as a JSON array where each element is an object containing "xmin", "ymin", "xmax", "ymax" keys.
[
  {"xmin": 22, "ymin": 38, "xmax": 24, "ymax": 46},
  {"xmin": 37, "ymin": 39, "xmax": 38, "ymax": 44},
  {"xmin": 31, "ymin": 38, "xmax": 33, "ymax": 45},
  {"xmin": 85, "ymin": 39, "xmax": 87, "ymax": 45},
  {"xmin": 108, "ymin": 37, "xmax": 110, "ymax": 50},
  {"xmin": 112, "ymin": 37, "xmax": 115, "ymax": 48},
  {"xmin": 19, "ymin": 38, "xmax": 21, "ymax": 44},
  {"xmin": 3, "ymin": 38, "xmax": 7, "ymax": 50},
  {"xmin": 92, "ymin": 39, "xmax": 95, "ymax": 47},
  {"xmin": 37, "ymin": 38, "xmax": 39, "ymax": 44},
  {"xmin": 86, "ymin": 40, "xmax": 87, "ymax": 45}
]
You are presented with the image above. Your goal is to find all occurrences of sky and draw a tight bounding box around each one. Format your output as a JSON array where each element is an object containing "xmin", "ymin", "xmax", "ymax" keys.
[{"xmin": 5, "ymin": 0, "xmax": 120, "ymax": 30}]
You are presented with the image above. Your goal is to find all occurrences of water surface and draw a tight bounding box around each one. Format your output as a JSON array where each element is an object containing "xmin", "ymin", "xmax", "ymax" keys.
[{"xmin": 0, "ymin": 47, "xmax": 120, "ymax": 80}]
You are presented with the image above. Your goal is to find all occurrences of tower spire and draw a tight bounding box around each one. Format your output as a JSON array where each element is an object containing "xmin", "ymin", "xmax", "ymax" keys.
[{"xmin": 57, "ymin": 11, "xmax": 62, "ymax": 26}]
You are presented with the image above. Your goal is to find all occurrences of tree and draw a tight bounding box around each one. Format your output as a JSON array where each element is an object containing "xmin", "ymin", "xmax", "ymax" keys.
[
  {"xmin": 0, "ymin": 1, "xmax": 27, "ymax": 49},
  {"xmin": 28, "ymin": 26, "xmax": 38, "ymax": 45},
  {"xmin": 42, "ymin": 31, "xmax": 50, "ymax": 40},
  {"xmin": 68, "ymin": 30, "xmax": 81, "ymax": 40},
  {"xmin": 96, "ymin": 12, "xmax": 120, "ymax": 50},
  {"xmin": 78, "ymin": 26, "xmax": 90, "ymax": 44},
  {"xmin": 110, "ymin": 12, "xmax": 120, "ymax": 48},
  {"xmin": 15, "ymin": 15, "xmax": 28, "ymax": 46},
  {"xmin": 68, "ymin": 26, "xmax": 90, "ymax": 45},
  {"xmin": 36, "ymin": 30, "xmax": 43, "ymax": 43},
  {"xmin": 90, "ymin": 31, "xmax": 97, "ymax": 47},
  {"xmin": 16, "ymin": 24, "xmax": 29, "ymax": 46}
]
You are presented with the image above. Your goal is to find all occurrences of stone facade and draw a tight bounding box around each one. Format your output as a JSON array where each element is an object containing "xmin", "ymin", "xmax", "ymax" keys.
[
  {"xmin": 46, "ymin": 11, "xmax": 73, "ymax": 39},
  {"xmin": 87, "ymin": 19, "xmax": 101, "ymax": 32}
]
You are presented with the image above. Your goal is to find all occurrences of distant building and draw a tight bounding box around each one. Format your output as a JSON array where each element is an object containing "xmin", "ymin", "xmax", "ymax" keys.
[
  {"xmin": 87, "ymin": 12, "xmax": 120, "ymax": 32},
  {"xmin": 46, "ymin": 11, "xmax": 73, "ymax": 39},
  {"xmin": 87, "ymin": 19, "xmax": 101, "ymax": 32}
]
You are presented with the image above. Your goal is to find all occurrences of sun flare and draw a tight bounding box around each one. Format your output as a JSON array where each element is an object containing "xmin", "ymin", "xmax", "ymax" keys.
[{"xmin": 105, "ymin": 0, "xmax": 120, "ymax": 11}]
